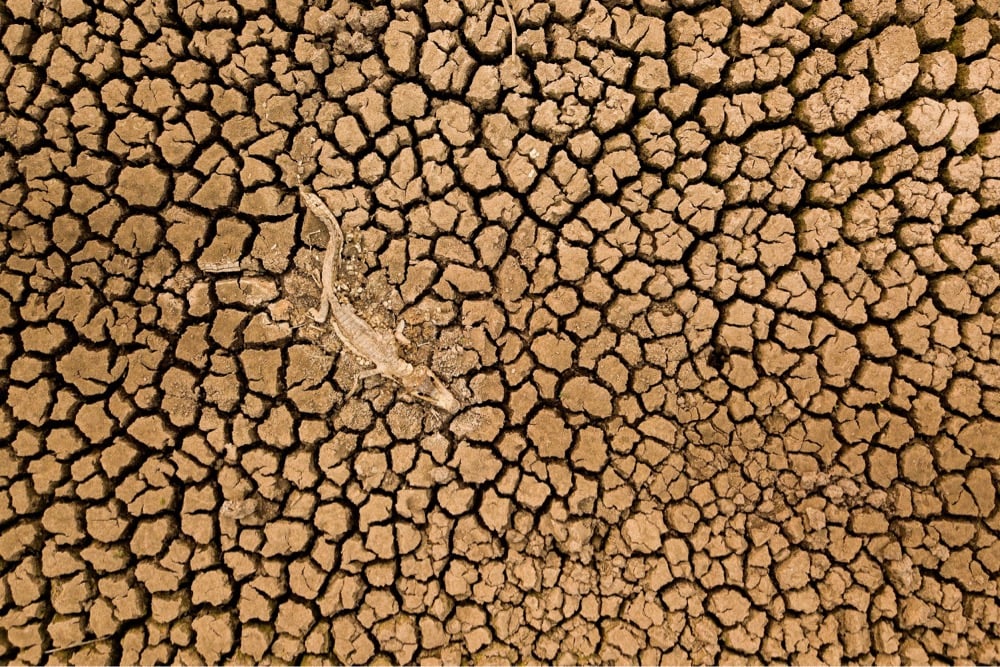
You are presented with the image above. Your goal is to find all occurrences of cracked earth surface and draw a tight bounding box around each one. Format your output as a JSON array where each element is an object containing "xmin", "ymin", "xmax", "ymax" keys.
[{"xmin": 2, "ymin": 0, "xmax": 1000, "ymax": 663}]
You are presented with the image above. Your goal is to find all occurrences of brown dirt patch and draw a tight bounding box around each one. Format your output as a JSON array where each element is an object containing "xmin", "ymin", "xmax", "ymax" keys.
[{"xmin": 2, "ymin": 0, "xmax": 1000, "ymax": 664}]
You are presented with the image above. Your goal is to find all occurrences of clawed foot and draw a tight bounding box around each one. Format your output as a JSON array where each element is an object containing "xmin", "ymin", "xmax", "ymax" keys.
[{"xmin": 347, "ymin": 368, "xmax": 382, "ymax": 399}]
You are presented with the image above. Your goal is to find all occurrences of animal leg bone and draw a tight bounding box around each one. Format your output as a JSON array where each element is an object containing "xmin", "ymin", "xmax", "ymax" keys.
[{"xmin": 394, "ymin": 320, "xmax": 412, "ymax": 347}]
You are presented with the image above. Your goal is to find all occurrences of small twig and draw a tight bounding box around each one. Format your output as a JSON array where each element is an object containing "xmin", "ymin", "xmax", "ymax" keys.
[
  {"xmin": 45, "ymin": 637, "xmax": 111, "ymax": 654},
  {"xmin": 200, "ymin": 260, "xmax": 242, "ymax": 274},
  {"xmin": 499, "ymin": 0, "xmax": 517, "ymax": 57}
]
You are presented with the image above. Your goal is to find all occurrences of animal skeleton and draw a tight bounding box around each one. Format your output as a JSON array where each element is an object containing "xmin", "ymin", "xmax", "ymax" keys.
[{"xmin": 300, "ymin": 188, "xmax": 460, "ymax": 413}]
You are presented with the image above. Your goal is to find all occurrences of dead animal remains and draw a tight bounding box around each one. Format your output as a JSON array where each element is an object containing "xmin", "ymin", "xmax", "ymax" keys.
[{"xmin": 300, "ymin": 188, "xmax": 461, "ymax": 413}]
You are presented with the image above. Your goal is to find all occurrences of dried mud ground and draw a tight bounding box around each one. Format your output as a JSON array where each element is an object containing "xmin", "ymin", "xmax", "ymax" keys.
[{"xmin": 2, "ymin": 0, "xmax": 1000, "ymax": 664}]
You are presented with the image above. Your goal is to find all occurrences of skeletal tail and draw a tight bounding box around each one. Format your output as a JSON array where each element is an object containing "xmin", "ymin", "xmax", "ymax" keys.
[{"xmin": 300, "ymin": 188, "xmax": 345, "ymax": 323}]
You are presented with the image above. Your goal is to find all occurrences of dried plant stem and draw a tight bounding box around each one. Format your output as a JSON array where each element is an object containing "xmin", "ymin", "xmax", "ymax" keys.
[
  {"xmin": 44, "ymin": 637, "xmax": 111, "ymax": 654},
  {"xmin": 499, "ymin": 0, "xmax": 517, "ymax": 57}
]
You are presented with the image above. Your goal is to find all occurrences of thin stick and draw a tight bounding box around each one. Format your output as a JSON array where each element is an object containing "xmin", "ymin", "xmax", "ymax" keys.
[
  {"xmin": 44, "ymin": 637, "xmax": 110, "ymax": 654},
  {"xmin": 200, "ymin": 260, "xmax": 241, "ymax": 274},
  {"xmin": 499, "ymin": 0, "xmax": 517, "ymax": 57}
]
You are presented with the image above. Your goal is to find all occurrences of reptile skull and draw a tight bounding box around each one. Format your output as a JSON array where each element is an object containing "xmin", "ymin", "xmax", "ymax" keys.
[{"xmin": 402, "ymin": 366, "xmax": 460, "ymax": 413}]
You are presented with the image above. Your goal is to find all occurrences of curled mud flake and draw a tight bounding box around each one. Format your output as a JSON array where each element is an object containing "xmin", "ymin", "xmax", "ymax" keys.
[
  {"xmin": 192, "ymin": 612, "xmax": 236, "ymax": 664},
  {"xmin": 956, "ymin": 420, "xmax": 1000, "ymax": 460},
  {"xmin": 903, "ymin": 98, "xmax": 980, "ymax": 152},
  {"xmin": 621, "ymin": 511, "xmax": 666, "ymax": 554},
  {"xmin": 115, "ymin": 164, "xmax": 170, "ymax": 208}
]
